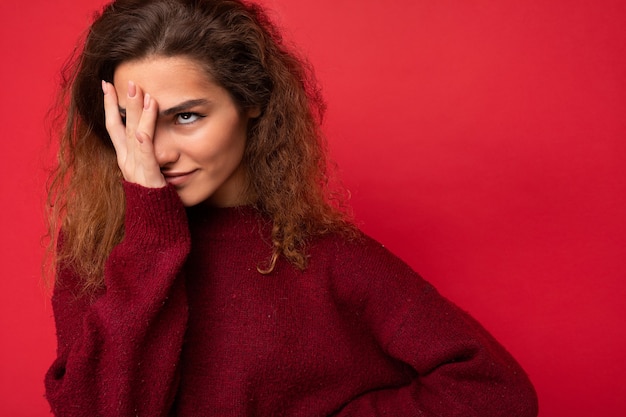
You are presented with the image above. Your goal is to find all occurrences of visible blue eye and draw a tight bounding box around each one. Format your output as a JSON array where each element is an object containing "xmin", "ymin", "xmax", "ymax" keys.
[{"xmin": 176, "ymin": 112, "xmax": 203, "ymax": 125}]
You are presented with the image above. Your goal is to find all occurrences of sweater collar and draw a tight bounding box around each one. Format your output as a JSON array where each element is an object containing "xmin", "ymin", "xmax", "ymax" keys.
[{"xmin": 186, "ymin": 204, "xmax": 271, "ymax": 240}]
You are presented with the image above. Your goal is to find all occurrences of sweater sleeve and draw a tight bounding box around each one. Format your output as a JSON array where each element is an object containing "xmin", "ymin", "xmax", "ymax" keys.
[
  {"xmin": 334, "ymin": 238, "xmax": 538, "ymax": 417},
  {"xmin": 45, "ymin": 182, "xmax": 191, "ymax": 417}
]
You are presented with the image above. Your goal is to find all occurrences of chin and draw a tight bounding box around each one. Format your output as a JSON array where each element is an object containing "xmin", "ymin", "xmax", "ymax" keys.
[{"xmin": 177, "ymin": 190, "xmax": 213, "ymax": 208}]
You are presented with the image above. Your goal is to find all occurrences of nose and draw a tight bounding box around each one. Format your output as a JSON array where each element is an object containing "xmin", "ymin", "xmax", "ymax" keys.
[{"xmin": 152, "ymin": 127, "xmax": 179, "ymax": 168}]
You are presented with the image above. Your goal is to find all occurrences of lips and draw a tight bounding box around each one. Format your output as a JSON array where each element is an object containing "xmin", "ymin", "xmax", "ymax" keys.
[{"xmin": 162, "ymin": 170, "xmax": 196, "ymax": 186}]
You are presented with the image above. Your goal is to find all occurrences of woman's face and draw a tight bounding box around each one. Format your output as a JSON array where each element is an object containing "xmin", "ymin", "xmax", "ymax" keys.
[{"xmin": 113, "ymin": 55, "xmax": 258, "ymax": 207}]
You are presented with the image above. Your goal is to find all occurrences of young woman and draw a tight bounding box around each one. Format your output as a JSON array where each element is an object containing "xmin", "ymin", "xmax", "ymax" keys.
[{"xmin": 45, "ymin": 0, "xmax": 538, "ymax": 415}]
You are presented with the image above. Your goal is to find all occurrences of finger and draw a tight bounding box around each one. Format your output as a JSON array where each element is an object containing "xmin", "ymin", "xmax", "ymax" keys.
[
  {"xmin": 135, "ymin": 93, "xmax": 158, "ymax": 146},
  {"xmin": 124, "ymin": 80, "xmax": 144, "ymax": 146},
  {"xmin": 134, "ymin": 94, "xmax": 166, "ymax": 188},
  {"xmin": 102, "ymin": 81, "xmax": 127, "ymax": 155}
]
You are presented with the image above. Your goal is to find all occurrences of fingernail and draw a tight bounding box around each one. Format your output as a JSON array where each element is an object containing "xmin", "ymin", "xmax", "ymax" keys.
[
  {"xmin": 144, "ymin": 93, "xmax": 150, "ymax": 110},
  {"xmin": 128, "ymin": 81, "xmax": 136, "ymax": 98},
  {"xmin": 135, "ymin": 131, "xmax": 144, "ymax": 144},
  {"xmin": 101, "ymin": 80, "xmax": 107, "ymax": 95}
]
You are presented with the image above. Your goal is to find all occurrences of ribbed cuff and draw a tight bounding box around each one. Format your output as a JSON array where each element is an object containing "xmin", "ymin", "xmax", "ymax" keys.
[{"xmin": 122, "ymin": 181, "xmax": 189, "ymax": 248}]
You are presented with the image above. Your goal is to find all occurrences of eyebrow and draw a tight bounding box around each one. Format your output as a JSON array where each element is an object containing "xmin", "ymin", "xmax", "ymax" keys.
[{"xmin": 118, "ymin": 98, "xmax": 210, "ymax": 117}]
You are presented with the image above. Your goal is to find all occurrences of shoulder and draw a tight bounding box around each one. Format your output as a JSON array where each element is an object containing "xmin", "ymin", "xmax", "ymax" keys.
[
  {"xmin": 303, "ymin": 229, "xmax": 442, "ymax": 344},
  {"xmin": 305, "ymin": 230, "xmax": 433, "ymax": 304},
  {"xmin": 308, "ymin": 230, "xmax": 422, "ymax": 281}
]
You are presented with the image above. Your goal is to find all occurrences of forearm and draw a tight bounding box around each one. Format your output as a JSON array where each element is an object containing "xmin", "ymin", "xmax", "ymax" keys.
[
  {"xmin": 340, "ymin": 284, "xmax": 538, "ymax": 417},
  {"xmin": 45, "ymin": 183, "xmax": 191, "ymax": 417}
]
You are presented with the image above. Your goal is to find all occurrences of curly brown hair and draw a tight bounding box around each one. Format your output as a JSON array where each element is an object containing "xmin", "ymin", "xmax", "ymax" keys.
[{"xmin": 47, "ymin": 0, "xmax": 355, "ymax": 292}]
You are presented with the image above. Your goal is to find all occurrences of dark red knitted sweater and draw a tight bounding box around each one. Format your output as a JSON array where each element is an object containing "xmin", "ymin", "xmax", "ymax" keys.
[{"xmin": 45, "ymin": 182, "xmax": 538, "ymax": 416}]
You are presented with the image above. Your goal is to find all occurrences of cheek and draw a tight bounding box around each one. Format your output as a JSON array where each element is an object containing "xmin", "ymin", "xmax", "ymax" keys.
[
  {"xmin": 215, "ymin": 116, "xmax": 249, "ymax": 157},
  {"xmin": 189, "ymin": 122, "xmax": 248, "ymax": 164}
]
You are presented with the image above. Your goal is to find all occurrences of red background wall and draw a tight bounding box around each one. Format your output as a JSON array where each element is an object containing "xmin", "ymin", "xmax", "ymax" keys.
[{"xmin": 1, "ymin": 0, "xmax": 624, "ymax": 415}]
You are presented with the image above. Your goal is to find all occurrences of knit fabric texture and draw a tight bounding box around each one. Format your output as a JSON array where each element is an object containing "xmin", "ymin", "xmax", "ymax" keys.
[{"xmin": 45, "ymin": 182, "xmax": 538, "ymax": 416}]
